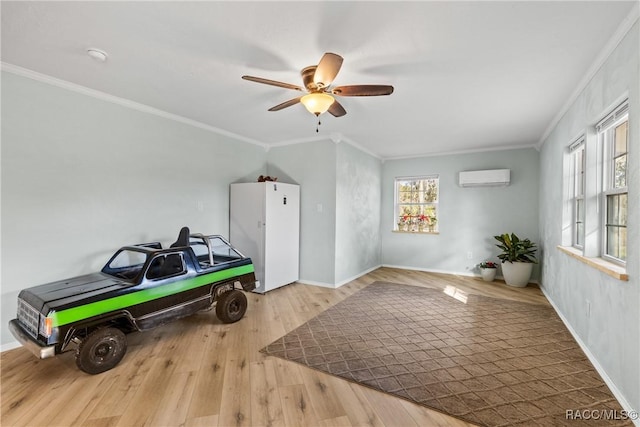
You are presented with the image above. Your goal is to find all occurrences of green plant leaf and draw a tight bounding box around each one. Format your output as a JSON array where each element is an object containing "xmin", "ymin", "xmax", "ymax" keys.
[{"xmin": 495, "ymin": 232, "xmax": 538, "ymax": 263}]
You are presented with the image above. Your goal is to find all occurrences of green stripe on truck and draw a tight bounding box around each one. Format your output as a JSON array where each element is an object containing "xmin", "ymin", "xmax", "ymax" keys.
[{"xmin": 50, "ymin": 264, "xmax": 254, "ymax": 327}]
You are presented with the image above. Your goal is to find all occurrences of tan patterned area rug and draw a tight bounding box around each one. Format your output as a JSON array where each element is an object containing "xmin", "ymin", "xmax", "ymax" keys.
[{"xmin": 261, "ymin": 282, "xmax": 631, "ymax": 426}]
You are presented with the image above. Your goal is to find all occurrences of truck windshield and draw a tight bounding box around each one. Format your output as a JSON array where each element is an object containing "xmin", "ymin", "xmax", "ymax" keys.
[
  {"xmin": 102, "ymin": 249, "xmax": 148, "ymax": 281},
  {"xmin": 210, "ymin": 237, "xmax": 241, "ymax": 259}
]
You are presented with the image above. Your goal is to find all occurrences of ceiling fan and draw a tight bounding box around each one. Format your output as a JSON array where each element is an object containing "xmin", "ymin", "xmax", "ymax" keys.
[{"xmin": 242, "ymin": 52, "xmax": 393, "ymax": 129}]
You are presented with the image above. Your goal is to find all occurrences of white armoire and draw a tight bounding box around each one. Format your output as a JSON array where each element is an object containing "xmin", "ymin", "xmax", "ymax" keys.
[{"xmin": 230, "ymin": 182, "xmax": 300, "ymax": 293}]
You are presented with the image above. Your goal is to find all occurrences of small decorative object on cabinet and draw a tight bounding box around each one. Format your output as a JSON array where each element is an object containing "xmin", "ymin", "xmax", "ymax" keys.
[
  {"xmin": 477, "ymin": 261, "xmax": 498, "ymax": 282},
  {"xmin": 230, "ymin": 182, "xmax": 300, "ymax": 293},
  {"xmin": 494, "ymin": 233, "xmax": 538, "ymax": 287}
]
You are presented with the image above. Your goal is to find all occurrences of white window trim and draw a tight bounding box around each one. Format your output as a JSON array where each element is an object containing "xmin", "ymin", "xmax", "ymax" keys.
[
  {"xmin": 597, "ymin": 101, "xmax": 628, "ymax": 266},
  {"xmin": 393, "ymin": 175, "xmax": 439, "ymax": 233},
  {"xmin": 569, "ymin": 136, "xmax": 585, "ymax": 249},
  {"xmin": 558, "ymin": 99, "xmax": 629, "ymax": 280}
]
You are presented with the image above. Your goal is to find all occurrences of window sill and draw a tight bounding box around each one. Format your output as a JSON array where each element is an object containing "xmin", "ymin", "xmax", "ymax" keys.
[
  {"xmin": 392, "ymin": 230, "xmax": 440, "ymax": 235},
  {"xmin": 557, "ymin": 246, "xmax": 628, "ymax": 281}
]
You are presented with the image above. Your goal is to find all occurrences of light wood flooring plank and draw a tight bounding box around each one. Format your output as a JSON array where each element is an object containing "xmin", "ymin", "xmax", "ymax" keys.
[
  {"xmin": 113, "ymin": 352, "xmax": 180, "ymax": 426},
  {"xmin": 323, "ymin": 374, "xmax": 386, "ymax": 427},
  {"xmin": 184, "ymin": 414, "xmax": 219, "ymax": 427},
  {"xmin": 271, "ymin": 355, "xmax": 305, "ymax": 388},
  {"xmin": 278, "ymin": 384, "xmax": 321, "ymax": 427},
  {"xmin": 399, "ymin": 397, "xmax": 473, "ymax": 427},
  {"xmin": 358, "ymin": 386, "xmax": 421, "ymax": 427},
  {"xmin": 217, "ymin": 320, "xmax": 252, "ymax": 427},
  {"xmin": 185, "ymin": 327, "xmax": 229, "ymax": 421},
  {"xmin": 298, "ymin": 365, "xmax": 348, "ymax": 422},
  {"xmin": 145, "ymin": 370, "xmax": 197, "ymax": 426},
  {"xmin": 319, "ymin": 415, "xmax": 352, "ymax": 427},
  {"xmin": 249, "ymin": 359, "xmax": 285, "ymax": 427}
]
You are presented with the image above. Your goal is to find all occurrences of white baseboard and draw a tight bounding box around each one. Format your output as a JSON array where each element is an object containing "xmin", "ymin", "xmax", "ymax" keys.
[
  {"xmin": 382, "ymin": 263, "xmax": 481, "ymax": 278},
  {"xmin": 334, "ymin": 265, "xmax": 382, "ymax": 288},
  {"xmin": 298, "ymin": 264, "xmax": 383, "ymax": 289},
  {"xmin": 539, "ymin": 286, "xmax": 638, "ymax": 426},
  {"xmin": 296, "ymin": 279, "xmax": 335, "ymax": 288},
  {"xmin": 380, "ymin": 264, "xmax": 545, "ymax": 285},
  {"xmin": 1, "ymin": 341, "xmax": 21, "ymax": 353}
]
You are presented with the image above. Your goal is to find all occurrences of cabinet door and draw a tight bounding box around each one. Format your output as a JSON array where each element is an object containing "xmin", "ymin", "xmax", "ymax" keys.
[{"xmin": 264, "ymin": 183, "xmax": 299, "ymax": 290}]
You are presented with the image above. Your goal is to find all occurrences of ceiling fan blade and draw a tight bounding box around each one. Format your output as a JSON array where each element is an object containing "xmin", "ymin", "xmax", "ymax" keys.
[
  {"xmin": 328, "ymin": 100, "xmax": 347, "ymax": 117},
  {"xmin": 268, "ymin": 97, "xmax": 302, "ymax": 111},
  {"xmin": 332, "ymin": 85, "xmax": 394, "ymax": 96},
  {"xmin": 242, "ymin": 75, "xmax": 304, "ymax": 92},
  {"xmin": 313, "ymin": 53, "xmax": 343, "ymax": 88}
]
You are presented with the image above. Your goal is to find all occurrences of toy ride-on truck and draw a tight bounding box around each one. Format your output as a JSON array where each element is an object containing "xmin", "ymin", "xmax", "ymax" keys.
[{"xmin": 8, "ymin": 227, "xmax": 256, "ymax": 374}]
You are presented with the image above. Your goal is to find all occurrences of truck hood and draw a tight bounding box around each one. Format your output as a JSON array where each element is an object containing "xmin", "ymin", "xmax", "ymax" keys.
[{"xmin": 18, "ymin": 272, "xmax": 129, "ymax": 312}]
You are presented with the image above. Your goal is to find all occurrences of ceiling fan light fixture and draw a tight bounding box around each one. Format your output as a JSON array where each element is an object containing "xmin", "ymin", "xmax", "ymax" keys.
[{"xmin": 300, "ymin": 93, "xmax": 334, "ymax": 116}]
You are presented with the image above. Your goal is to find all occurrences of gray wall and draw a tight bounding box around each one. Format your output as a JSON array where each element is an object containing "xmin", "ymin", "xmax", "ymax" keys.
[
  {"xmin": 267, "ymin": 141, "xmax": 337, "ymax": 285},
  {"xmin": 335, "ymin": 143, "xmax": 382, "ymax": 284},
  {"xmin": 1, "ymin": 71, "xmax": 265, "ymax": 346},
  {"xmin": 538, "ymin": 21, "xmax": 639, "ymax": 412},
  {"xmin": 381, "ymin": 148, "xmax": 540, "ymax": 277},
  {"xmin": 267, "ymin": 140, "xmax": 382, "ymax": 286}
]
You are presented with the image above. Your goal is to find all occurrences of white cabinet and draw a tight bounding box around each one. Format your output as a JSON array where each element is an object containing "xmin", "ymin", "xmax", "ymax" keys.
[{"xmin": 230, "ymin": 182, "xmax": 300, "ymax": 293}]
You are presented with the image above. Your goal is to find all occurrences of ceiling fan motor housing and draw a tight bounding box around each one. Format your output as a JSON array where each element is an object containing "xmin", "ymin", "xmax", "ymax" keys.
[{"xmin": 301, "ymin": 66, "xmax": 320, "ymax": 91}]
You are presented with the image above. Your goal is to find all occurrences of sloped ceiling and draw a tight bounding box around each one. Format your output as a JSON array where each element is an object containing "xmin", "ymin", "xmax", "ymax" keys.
[{"xmin": 1, "ymin": 1, "xmax": 637, "ymax": 158}]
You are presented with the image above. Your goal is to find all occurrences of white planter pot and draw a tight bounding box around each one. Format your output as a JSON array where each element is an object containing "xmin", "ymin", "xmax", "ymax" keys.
[
  {"xmin": 501, "ymin": 262, "xmax": 533, "ymax": 287},
  {"xmin": 480, "ymin": 268, "xmax": 497, "ymax": 282}
]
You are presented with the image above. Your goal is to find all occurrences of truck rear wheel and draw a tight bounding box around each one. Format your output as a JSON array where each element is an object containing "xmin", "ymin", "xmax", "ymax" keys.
[
  {"xmin": 76, "ymin": 327, "xmax": 127, "ymax": 374},
  {"xmin": 216, "ymin": 290, "xmax": 247, "ymax": 323}
]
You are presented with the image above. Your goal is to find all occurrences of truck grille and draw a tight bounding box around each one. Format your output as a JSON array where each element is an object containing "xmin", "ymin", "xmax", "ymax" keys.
[{"xmin": 17, "ymin": 299, "xmax": 39, "ymax": 338}]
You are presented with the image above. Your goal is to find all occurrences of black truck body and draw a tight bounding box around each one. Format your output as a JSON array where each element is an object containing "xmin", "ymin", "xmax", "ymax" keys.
[{"xmin": 9, "ymin": 228, "xmax": 256, "ymax": 374}]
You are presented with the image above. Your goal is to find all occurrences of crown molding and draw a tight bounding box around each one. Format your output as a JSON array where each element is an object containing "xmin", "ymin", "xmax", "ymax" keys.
[
  {"xmin": 337, "ymin": 134, "xmax": 382, "ymax": 160},
  {"xmin": 1, "ymin": 62, "xmax": 268, "ymax": 149},
  {"xmin": 268, "ymin": 132, "xmax": 382, "ymax": 160},
  {"xmin": 383, "ymin": 143, "xmax": 538, "ymax": 161},
  {"xmin": 536, "ymin": 2, "xmax": 640, "ymax": 149},
  {"xmin": 268, "ymin": 134, "xmax": 333, "ymax": 148}
]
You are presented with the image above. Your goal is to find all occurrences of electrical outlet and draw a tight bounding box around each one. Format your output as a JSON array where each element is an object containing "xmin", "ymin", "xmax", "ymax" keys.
[{"xmin": 467, "ymin": 251, "xmax": 473, "ymax": 259}]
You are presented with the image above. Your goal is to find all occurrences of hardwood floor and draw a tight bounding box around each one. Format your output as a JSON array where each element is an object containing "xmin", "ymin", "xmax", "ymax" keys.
[{"xmin": 1, "ymin": 268, "xmax": 548, "ymax": 426}]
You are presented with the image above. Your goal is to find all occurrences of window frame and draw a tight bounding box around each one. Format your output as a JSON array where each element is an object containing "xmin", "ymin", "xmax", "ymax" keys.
[
  {"xmin": 569, "ymin": 137, "xmax": 586, "ymax": 249},
  {"xmin": 599, "ymin": 111, "xmax": 628, "ymax": 265},
  {"xmin": 393, "ymin": 175, "xmax": 439, "ymax": 234}
]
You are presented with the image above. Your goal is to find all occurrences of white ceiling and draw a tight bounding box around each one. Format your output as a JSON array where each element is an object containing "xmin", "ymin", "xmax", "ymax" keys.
[{"xmin": 1, "ymin": 1, "xmax": 636, "ymax": 158}]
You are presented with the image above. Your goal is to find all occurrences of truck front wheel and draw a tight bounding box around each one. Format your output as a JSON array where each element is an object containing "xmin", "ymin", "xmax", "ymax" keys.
[
  {"xmin": 216, "ymin": 290, "xmax": 247, "ymax": 323},
  {"xmin": 76, "ymin": 327, "xmax": 127, "ymax": 374}
]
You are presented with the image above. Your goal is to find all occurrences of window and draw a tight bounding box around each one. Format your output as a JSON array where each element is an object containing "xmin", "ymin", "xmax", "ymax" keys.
[
  {"xmin": 599, "ymin": 104, "xmax": 628, "ymax": 264},
  {"xmin": 394, "ymin": 176, "xmax": 439, "ymax": 233},
  {"xmin": 146, "ymin": 253, "xmax": 186, "ymax": 280},
  {"xmin": 560, "ymin": 100, "xmax": 629, "ymax": 280},
  {"xmin": 102, "ymin": 249, "xmax": 148, "ymax": 281},
  {"xmin": 569, "ymin": 137, "xmax": 585, "ymax": 248}
]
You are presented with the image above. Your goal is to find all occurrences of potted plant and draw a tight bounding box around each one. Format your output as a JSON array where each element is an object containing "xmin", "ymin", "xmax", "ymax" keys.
[
  {"xmin": 477, "ymin": 261, "xmax": 498, "ymax": 282},
  {"xmin": 494, "ymin": 233, "xmax": 537, "ymax": 287},
  {"xmin": 397, "ymin": 215, "xmax": 410, "ymax": 232}
]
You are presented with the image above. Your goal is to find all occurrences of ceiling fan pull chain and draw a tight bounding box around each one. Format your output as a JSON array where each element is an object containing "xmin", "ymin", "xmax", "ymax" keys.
[{"xmin": 316, "ymin": 116, "xmax": 321, "ymax": 133}]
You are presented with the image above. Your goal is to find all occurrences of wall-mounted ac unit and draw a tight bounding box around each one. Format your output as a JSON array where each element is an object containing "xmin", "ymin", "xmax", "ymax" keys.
[{"xmin": 459, "ymin": 169, "xmax": 510, "ymax": 187}]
